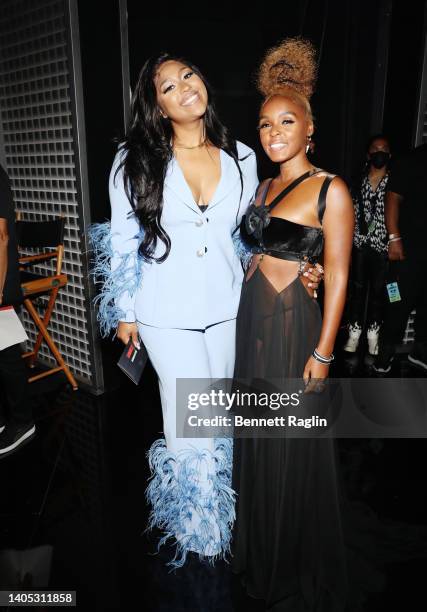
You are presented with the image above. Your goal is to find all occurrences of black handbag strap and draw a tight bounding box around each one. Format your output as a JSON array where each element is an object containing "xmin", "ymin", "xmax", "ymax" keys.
[
  {"xmin": 262, "ymin": 168, "xmax": 323, "ymax": 211},
  {"xmin": 357, "ymin": 192, "xmax": 369, "ymax": 235}
]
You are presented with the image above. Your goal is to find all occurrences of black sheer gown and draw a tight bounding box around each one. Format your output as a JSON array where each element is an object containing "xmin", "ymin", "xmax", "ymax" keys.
[{"xmin": 232, "ymin": 171, "xmax": 427, "ymax": 611}]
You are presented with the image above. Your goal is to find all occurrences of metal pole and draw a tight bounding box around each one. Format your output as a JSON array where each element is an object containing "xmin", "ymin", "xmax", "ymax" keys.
[
  {"xmin": 414, "ymin": 3, "xmax": 427, "ymax": 146},
  {"xmin": 119, "ymin": 0, "xmax": 131, "ymax": 131},
  {"xmin": 370, "ymin": 0, "xmax": 392, "ymax": 134}
]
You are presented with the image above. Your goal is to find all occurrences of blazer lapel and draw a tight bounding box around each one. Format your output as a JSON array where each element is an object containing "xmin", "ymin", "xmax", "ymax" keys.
[
  {"xmin": 164, "ymin": 156, "xmax": 201, "ymax": 215},
  {"xmin": 164, "ymin": 148, "xmax": 242, "ymax": 214},
  {"xmin": 207, "ymin": 148, "xmax": 241, "ymax": 211}
]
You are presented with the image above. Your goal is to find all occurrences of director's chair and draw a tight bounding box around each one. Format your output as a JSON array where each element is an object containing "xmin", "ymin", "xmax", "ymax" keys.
[{"xmin": 16, "ymin": 215, "xmax": 78, "ymax": 390}]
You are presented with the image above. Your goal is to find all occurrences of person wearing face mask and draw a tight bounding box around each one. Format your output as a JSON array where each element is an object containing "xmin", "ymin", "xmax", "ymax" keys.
[{"xmin": 344, "ymin": 134, "xmax": 391, "ymax": 356}]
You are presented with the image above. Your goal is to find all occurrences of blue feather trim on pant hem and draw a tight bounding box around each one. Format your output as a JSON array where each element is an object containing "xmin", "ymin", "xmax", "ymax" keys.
[{"xmin": 146, "ymin": 437, "xmax": 235, "ymax": 569}]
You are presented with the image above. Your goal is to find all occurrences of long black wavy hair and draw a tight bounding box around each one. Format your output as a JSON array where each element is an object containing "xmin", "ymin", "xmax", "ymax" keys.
[{"xmin": 115, "ymin": 52, "xmax": 245, "ymax": 263}]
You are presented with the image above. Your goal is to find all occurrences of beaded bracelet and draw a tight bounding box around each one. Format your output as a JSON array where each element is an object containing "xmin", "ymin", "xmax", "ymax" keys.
[{"xmin": 312, "ymin": 348, "xmax": 334, "ymax": 364}]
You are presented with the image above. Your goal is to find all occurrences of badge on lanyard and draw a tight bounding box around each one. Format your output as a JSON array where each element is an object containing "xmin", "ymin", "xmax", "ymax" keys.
[{"xmin": 386, "ymin": 282, "xmax": 401, "ymax": 303}]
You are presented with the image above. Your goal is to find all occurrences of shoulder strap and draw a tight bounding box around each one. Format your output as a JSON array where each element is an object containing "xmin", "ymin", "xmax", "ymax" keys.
[
  {"xmin": 260, "ymin": 178, "xmax": 274, "ymax": 206},
  {"xmin": 317, "ymin": 174, "xmax": 336, "ymax": 224},
  {"xmin": 266, "ymin": 169, "xmax": 322, "ymax": 212}
]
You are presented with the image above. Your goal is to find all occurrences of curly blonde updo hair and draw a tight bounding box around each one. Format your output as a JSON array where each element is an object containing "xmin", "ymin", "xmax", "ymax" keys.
[{"xmin": 256, "ymin": 37, "xmax": 317, "ymax": 120}]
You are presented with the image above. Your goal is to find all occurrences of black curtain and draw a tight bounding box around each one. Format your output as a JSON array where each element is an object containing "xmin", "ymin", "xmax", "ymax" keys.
[
  {"xmin": 78, "ymin": 0, "xmax": 426, "ymax": 219},
  {"xmin": 125, "ymin": 0, "xmax": 393, "ymax": 182}
]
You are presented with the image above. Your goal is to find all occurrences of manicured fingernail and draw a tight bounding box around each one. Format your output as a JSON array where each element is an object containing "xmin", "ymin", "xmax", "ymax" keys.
[
  {"xmin": 308, "ymin": 283, "xmax": 312, "ymax": 287},
  {"xmin": 303, "ymin": 271, "xmax": 308, "ymax": 276}
]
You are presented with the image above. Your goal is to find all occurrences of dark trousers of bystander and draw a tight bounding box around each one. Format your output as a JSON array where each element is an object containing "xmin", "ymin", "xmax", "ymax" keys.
[
  {"xmin": 379, "ymin": 254, "xmax": 427, "ymax": 349},
  {"xmin": 347, "ymin": 245, "xmax": 389, "ymax": 327},
  {"xmin": 0, "ymin": 341, "xmax": 32, "ymax": 426}
]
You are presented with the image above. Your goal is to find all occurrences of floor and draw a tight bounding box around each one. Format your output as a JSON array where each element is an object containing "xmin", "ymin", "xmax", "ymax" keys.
[{"xmin": 0, "ymin": 335, "xmax": 427, "ymax": 611}]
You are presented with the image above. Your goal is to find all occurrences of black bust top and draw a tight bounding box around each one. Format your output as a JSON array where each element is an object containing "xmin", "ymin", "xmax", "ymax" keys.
[{"xmin": 240, "ymin": 169, "xmax": 335, "ymax": 264}]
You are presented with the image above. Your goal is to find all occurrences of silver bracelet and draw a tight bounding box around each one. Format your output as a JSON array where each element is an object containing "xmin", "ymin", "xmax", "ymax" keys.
[
  {"xmin": 312, "ymin": 348, "xmax": 334, "ymax": 364},
  {"xmin": 388, "ymin": 236, "xmax": 402, "ymax": 243}
]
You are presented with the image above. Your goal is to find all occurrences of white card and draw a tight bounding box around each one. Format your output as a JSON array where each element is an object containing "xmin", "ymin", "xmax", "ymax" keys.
[{"xmin": 0, "ymin": 306, "xmax": 29, "ymax": 350}]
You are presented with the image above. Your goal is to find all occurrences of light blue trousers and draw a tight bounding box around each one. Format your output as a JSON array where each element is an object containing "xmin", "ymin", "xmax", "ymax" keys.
[
  {"xmin": 137, "ymin": 319, "xmax": 236, "ymax": 565},
  {"xmin": 137, "ymin": 319, "xmax": 236, "ymax": 451}
]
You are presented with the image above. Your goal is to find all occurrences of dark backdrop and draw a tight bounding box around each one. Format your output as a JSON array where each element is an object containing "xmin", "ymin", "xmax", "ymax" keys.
[
  {"xmin": 79, "ymin": 0, "xmax": 426, "ymax": 221},
  {"xmin": 383, "ymin": 0, "xmax": 426, "ymax": 154},
  {"xmin": 126, "ymin": 0, "xmax": 425, "ymax": 181}
]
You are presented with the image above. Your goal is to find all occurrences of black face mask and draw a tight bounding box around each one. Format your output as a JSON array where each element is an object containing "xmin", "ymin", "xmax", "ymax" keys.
[{"xmin": 369, "ymin": 151, "xmax": 390, "ymax": 169}]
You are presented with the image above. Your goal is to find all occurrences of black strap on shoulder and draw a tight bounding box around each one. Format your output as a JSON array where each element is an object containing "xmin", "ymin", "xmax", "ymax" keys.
[
  {"xmin": 265, "ymin": 169, "xmax": 322, "ymax": 211},
  {"xmin": 260, "ymin": 178, "xmax": 274, "ymax": 206},
  {"xmin": 253, "ymin": 181, "xmax": 262, "ymax": 200},
  {"xmin": 317, "ymin": 174, "xmax": 336, "ymax": 224}
]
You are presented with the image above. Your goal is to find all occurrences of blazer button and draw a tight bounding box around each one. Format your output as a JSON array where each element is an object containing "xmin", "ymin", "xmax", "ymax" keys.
[
  {"xmin": 196, "ymin": 248, "xmax": 205, "ymax": 257},
  {"xmin": 195, "ymin": 219, "xmax": 203, "ymax": 227}
]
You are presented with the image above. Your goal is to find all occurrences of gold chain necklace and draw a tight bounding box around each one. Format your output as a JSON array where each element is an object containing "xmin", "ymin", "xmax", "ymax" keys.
[{"xmin": 173, "ymin": 138, "xmax": 207, "ymax": 150}]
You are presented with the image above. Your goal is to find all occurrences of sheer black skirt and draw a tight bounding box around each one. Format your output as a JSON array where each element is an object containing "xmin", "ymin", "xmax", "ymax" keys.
[{"xmin": 232, "ymin": 266, "xmax": 427, "ymax": 611}]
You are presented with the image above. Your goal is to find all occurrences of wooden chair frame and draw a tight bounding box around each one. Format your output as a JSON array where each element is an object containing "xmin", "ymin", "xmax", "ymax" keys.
[{"xmin": 16, "ymin": 213, "xmax": 78, "ymax": 390}]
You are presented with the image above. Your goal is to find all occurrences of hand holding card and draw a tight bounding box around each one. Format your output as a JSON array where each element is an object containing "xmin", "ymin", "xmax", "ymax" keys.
[{"xmin": 117, "ymin": 338, "xmax": 148, "ymax": 385}]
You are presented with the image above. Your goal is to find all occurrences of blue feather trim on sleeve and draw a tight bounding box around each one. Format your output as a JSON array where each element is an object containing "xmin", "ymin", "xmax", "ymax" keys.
[
  {"xmin": 87, "ymin": 222, "xmax": 144, "ymax": 338},
  {"xmin": 232, "ymin": 231, "xmax": 253, "ymax": 270}
]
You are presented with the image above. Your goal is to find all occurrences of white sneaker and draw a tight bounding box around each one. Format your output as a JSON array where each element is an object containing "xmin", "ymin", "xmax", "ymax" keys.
[
  {"xmin": 0, "ymin": 422, "xmax": 36, "ymax": 456},
  {"xmin": 344, "ymin": 323, "xmax": 362, "ymax": 353},
  {"xmin": 367, "ymin": 323, "xmax": 380, "ymax": 356}
]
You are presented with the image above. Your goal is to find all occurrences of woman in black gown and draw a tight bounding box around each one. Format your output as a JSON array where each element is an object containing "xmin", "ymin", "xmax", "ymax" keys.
[
  {"xmin": 232, "ymin": 38, "xmax": 354, "ymax": 610},
  {"xmin": 232, "ymin": 36, "xmax": 427, "ymax": 612}
]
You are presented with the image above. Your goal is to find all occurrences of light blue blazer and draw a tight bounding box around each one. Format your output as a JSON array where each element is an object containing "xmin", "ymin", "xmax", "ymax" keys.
[{"xmin": 108, "ymin": 141, "xmax": 258, "ymax": 329}]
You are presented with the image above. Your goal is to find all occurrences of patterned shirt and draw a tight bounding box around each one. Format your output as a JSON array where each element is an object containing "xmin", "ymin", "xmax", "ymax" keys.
[{"xmin": 353, "ymin": 173, "xmax": 389, "ymax": 253}]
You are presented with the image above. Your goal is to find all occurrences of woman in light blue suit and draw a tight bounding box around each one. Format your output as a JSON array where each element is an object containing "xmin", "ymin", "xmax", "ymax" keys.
[{"xmin": 91, "ymin": 53, "xmax": 259, "ymax": 567}]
